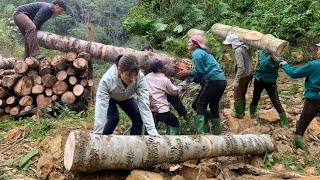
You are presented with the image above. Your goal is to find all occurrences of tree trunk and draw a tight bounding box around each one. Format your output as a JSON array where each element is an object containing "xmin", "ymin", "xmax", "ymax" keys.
[
  {"xmin": 52, "ymin": 81, "xmax": 68, "ymax": 95},
  {"xmin": 2, "ymin": 75, "xmax": 22, "ymax": 87},
  {"xmin": 39, "ymin": 59, "xmax": 52, "ymax": 76},
  {"xmin": 41, "ymin": 74, "xmax": 56, "ymax": 88},
  {"xmin": 187, "ymin": 28, "xmax": 205, "ymax": 37},
  {"xmin": 19, "ymin": 96, "xmax": 33, "ymax": 106},
  {"xmin": 210, "ymin": 23, "xmax": 289, "ymax": 56},
  {"xmin": 61, "ymin": 91, "xmax": 76, "ymax": 104},
  {"xmin": 37, "ymin": 31, "xmax": 176, "ymax": 77},
  {"xmin": 25, "ymin": 57, "xmax": 39, "ymax": 69},
  {"xmin": 14, "ymin": 76, "xmax": 33, "ymax": 96},
  {"xmin": 56, "ymin": 70, "xmax": 68, "ymax": 81},
  {"xmin": 0, "ymin": 58, "xmax": 16, "ymax": 69},
  {"xmin": 36, "ymin": 94, "xmax": 52, "ymax": 108},
  {"xmin": 73, "ymin": 84, "xmax": 84, "ymax": 96},
  {"xmin": 14, "ymin": 61, "xmax": 29, "ymax": 74},
  {"xmin": 32, "ymin": 84, "xmax": 45, "ymax": 94},
  {"xmin": 51, "ymin": 55, "xmax": 67, "ymax": 71},
  {"xmin": 64, "ymin": 131, "xmax": 275, "ymax": 172}
]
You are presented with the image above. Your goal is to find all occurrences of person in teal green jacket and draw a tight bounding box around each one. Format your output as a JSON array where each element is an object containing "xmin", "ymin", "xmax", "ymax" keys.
[
  {"xmin": 280, "ymin": 48, "xmax": 320, "ymax": 149},
  {"xmin": 250, "ymin": 50, "xmax": 288, "ymax": 129},
  {"xmin": 178, "ymin": 35, "xmax": 226, "ymax": 135}
]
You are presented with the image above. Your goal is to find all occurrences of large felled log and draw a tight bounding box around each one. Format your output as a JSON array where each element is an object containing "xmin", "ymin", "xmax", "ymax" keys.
[
  {"xmin": 64, "ymin": 131, "xmax": 275, "ymax": 172},
  {"xmin": 37, "ymin": 31, "xmax": 177, "ymax": 77},
  {"xmin": 14, "ymin": 76, "xmax": 33, "ymax": 96},
  {"xmin": 2, "ymin": 75, "xmax": 22, "ymax": 87},
  {"xmin": 14, "ymin": 61, "xmax": 29, "ymax": 74},
  {"xmin": 0, "ymin": 58, "xmax": 16, "ymax": 69},
  {"xmin": 211, "ymin": 23, "xmax": 289, "ymax": 56}
]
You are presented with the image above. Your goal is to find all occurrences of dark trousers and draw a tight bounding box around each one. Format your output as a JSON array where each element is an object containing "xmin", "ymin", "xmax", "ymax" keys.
[
  {"xmin": 103, "ymin": 98, "xmax": 143, "ymax": 135},
  {"xmin": 295, "ymin": 98, "xmax": 320, "ymax": 136},
  {"xmin": 234, "ymin": 75, "xmax": 253, "ymax": 103},
  {"xmin": 251, "ymin": 79, "xmax": 284, "ymax": 113},
  {"xmin": 154, "ymin": 111, "xmax": 179, "ymax": 128},
  {"xmin": 167, "ymin": 94, "xmax": 187, "ymax": 116},
  {"xmin": 192, "ymin": 80, "xmax": 226, "ymax": 118},
  {"xmin": 13, "ymin": 12, "xmax": 40, "ymax": 59}
]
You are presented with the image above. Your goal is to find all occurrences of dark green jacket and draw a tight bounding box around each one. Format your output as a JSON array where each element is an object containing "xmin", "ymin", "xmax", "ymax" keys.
[{"xmin": 255, "ymin": 51, "xmax": 283, "ymax": 83}]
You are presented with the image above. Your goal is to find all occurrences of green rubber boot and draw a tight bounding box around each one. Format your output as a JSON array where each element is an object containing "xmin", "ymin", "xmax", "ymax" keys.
[
  {"xmin": 249, "ymin": 104, "xmax": 257, "ymax": 118},
  {"xmin": 168, "ymin": 127, "xmax": 179, "ymax": 135},
  {"xmin": 194, "ymin": 115, "xmax": 205, "ymax": 135},
  {"xmin": 204, "ymin": 110, "xmax": 212, "ymax": 133},
  {"xmin": 231, "ymin": 101, "xmax": 244, "ymax": 118},
  {"xmin": 279, "ymin": 112, "xmax": 289, "ymax": 129},
  {"xmin": 294, "ymin": 135, "xmax": 304, "ymax": 149},
  {"xmin": 211, "ymin": 118, "xmax": 221, "ymax": 135}
]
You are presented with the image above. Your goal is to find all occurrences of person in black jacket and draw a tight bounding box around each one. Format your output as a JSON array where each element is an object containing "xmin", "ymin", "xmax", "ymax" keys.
[{"xmin": 13, "ymin": 0, "xmax": 66, "ymax": 59}]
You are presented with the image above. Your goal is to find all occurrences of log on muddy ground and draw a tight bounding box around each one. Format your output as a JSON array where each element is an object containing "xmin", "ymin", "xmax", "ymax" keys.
[
  {"xmin": 64, "ymin": 130, "xmax": 275, "ymax": 172},
  {"xmin": 211, "ymin": 23, "xmax": 289, "ymax": 56}
]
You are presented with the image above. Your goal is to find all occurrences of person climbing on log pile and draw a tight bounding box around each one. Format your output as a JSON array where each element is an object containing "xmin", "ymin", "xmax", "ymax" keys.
[
  {"xmin": 177, "ymin": 35, "xmax": 227, "ymax": 135},
  {"xmin": 13, "ymin": 0, "xmax": 66, "ymax": 60},
  {"xmin": 146, "ymin": 57, "xmax": 187, "ymax": 135},
  {"xmin": 223, "ymin": 34, "xmax": 254, "ymax": 119},
  {"xmin": 141, "ymin": 45, "xmax": 190, "ymax": 121},
  {"xmin": 249, "ymin": 50, "xmax": 288, "ymax": 129},
  {"xmin": 279, "ymin": 43, "xmax": 320, "ymax": 149},
  {"xmin": 93, "ymin": 54, "xmax": 160, "ymax": 137}
]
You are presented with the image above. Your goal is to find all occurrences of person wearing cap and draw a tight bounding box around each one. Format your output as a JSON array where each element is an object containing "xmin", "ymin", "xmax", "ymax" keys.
[
  {"xmin": 178, "ymin": 35, "xmax": 226, "ymax": 135},
  {"xmin": 94, "ymin": 54, "xmax": 160, "ymax": 137},
  {"xmin": 13, "ymin": 0, "xmax": 66, "ymax": 60},
  {"xmin": 141, "ymin": 45, "xmax": 189, "ymax": 121},
  {"xmin": 249, "ymin": 50, "xmax": 288, "ymax": 129},
  {"xmin": 223, "ymin": 34, "xmax": 253, "ymax": 118},
  {"xmin": 146, "ymin": 57, "xmax": 187, "ymax": 135},
  {"xmin": 279, "ymin": 44, "xmax": 320, "ymax": 149}
]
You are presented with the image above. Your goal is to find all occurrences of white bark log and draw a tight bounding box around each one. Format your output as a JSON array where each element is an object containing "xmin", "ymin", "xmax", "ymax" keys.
[{"xmin": 64, "ymin": 130, "xmax": 275, "ymax": 172}]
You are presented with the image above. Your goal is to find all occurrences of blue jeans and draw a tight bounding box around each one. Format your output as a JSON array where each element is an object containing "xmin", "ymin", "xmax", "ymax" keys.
[{"xmin": 103, "ymin": 98, "xmax": 143, "ymax": 135}]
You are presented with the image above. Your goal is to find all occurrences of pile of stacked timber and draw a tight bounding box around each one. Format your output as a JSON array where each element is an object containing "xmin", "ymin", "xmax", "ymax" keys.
[{"xmin": 0, "ymin": 52, "xmax": 93, "ymax": 118}]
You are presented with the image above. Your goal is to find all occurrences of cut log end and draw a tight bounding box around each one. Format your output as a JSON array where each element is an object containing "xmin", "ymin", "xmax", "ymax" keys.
[{"xmin": 64, "ymin": 131, "xmax": 76, "ymax": 171}]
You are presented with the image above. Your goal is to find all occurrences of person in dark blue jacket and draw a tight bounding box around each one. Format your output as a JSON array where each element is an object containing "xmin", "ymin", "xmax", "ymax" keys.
[
  {"xmin": 280, "ymin": 44, "xmax": 320, "ymax": 149},
  {"xmin": 178, "ymin": 35, "xmax": 226, "ymax": 135},
  {"xmin": 13, "ymin": 1, "xmax": 66, "ymax": 59}
]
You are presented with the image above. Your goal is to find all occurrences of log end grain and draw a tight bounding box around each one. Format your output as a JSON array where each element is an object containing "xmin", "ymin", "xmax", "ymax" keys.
[{"xmin": 64, "ymin": 131, "xmax": 76, "ymax": 171}]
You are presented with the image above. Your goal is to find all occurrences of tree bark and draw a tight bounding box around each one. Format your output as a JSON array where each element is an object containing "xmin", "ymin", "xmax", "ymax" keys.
[
  {"xmin": 25, "ymin": 57, "xmax": 39, "ymax": 69},
  {"xmin": 19, "ymin": 96, "xmax": 33, "ymax": 106},
  {"xmin": 0, "ymin": 58, "xmax": 16, "ymax": 69},
  {"xmin": 14, "ymin": 61, "xmax": 29, "ymax": 74},
  {"xmin": 64, "ymin": 131, "xmax": 275, "ymax": 172},
  {"xmin": 61, "ymin": 91, "xmax": 76, "ymax": 104},
  {"xmin": 37, "ymin": 31, "xmax": 177, "ymax": 77},
  {"xmin": 52, "ymin": 81, "xmax": 68, "ymax": 95},
  {"xmin": 210, "ymin": 23, "xmax": 289, "ymax": 56},
  {"xmin": 56, "ymin": 70, "xmax": 68, "ymax": 81},
  {"xmin": 14, "ymin": 76, "xmax": 33, "ymax": 96},
  {"xmin": 41, "ymin": 74, "xmax": 56, "ymax": 88}
]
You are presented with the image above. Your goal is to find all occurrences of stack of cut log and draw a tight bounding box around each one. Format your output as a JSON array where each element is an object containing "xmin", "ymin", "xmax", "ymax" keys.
[{"xmin": 0, "ymin": 52, "xmax": 93, "ymax": 118}]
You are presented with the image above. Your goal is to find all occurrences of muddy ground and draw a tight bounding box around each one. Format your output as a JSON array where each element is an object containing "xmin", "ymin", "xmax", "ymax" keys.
[{"xmin": 0, "ymin": 70, "xmax": 320, "ymax": 180}]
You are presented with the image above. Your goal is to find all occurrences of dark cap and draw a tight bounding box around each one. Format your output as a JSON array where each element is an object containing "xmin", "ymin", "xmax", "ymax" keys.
[
  {"xmin": 149, "ymin": 57, "xmax": 168, "ymax": 72},
  {"xmin": 53, "ymin": 0, "xmax": 66, "ymax": 10}
]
